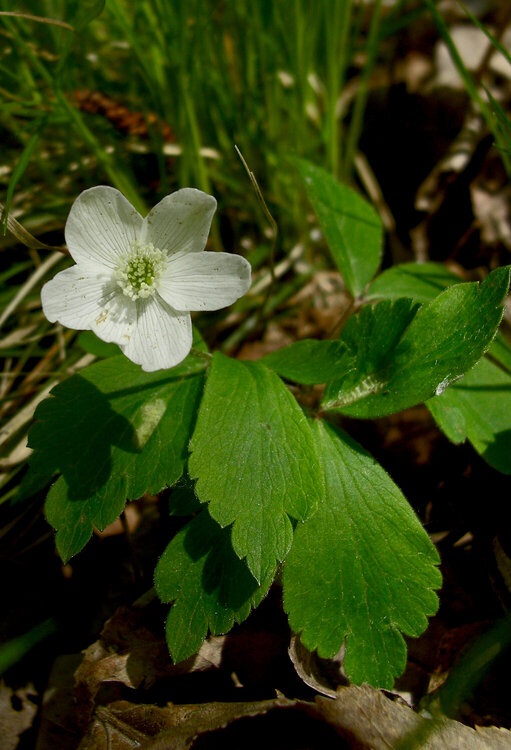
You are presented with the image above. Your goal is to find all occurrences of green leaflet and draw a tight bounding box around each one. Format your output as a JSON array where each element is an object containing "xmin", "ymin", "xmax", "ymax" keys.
[
  {"xmin": 188, "ymin": 352, "xmax": 324, "ymax": 583},
  {"xmin": 365, "ymin": 261, "xmax": 462, "ymax": 303},
  {"xmin": 427, "ymin": 349, "xmax": 511, "ymax": 474},
  {"xmin": 77, "ymin": 331, "xmax": 121, "ymax": 358},
  {"xmin": 155, "ymin": 510, "xmax": 272, "ymax": 662},
  {"xmin": 296, "ymin": 158, "xmax": 383, "ymax": 298},
  {"xmin": 25, "ymin": 354, "xmax": 205, "ymax": 562},
  {"xmin": 323, "ymin": 266, "xmax": 510, "ymax": 418},
  {"xmin": 322, "ymin": 297, "xmax": 419, "ymax": 412},
  {"xmin": 283, "ymin": 421, "xmax": 441, "ymax": 688},
  {"xmin": 261, "ymin": 339, "xmax": 352, "ymax": 384},
  {"xmin": 490, "ymin": 334, "xmax": 511, "ymax": 372},
  {"xmin": 168, "ymin": 476, "xmax": 203, "ymax": 516},
  {"xmin": 365, "ymin": 263, "xmax": 511, "ymax": 472}
]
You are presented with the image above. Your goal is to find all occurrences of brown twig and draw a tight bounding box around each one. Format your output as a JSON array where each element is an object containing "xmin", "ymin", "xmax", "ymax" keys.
[{"xmin": 0, "ymin": 11, "xmax": 74, "ymax": 32}]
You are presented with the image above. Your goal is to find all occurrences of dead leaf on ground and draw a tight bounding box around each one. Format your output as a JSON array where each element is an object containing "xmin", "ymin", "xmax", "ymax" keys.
[
  {"xmin": 288, "ymin": 636, "xmax": 347, "ymax": 699},
  {"xmin": 314, "ymin": 685, "xmax": 511, "ymax": 750},
  {"xmin": 35, "ymin": 654, "xmax": 83, "ymax": 750},
  {"xmin": 73, "ymin": 601, "xmax": 226, "ymax": 726},
  {"xmin": 71, "ymin": 684, "xmax": 511, "ymax": 749},
  {"xmin": 471, "ymin": 183, "xmax": 511, "ymax": 250},
  {"xmin": 0, "ymin": 680, "xmax": 38, "ymax": 750},
  {"xmin": 433, "ymin": 25, "xmax": 511, "ymax": 90},
  {"xmin": 78, "ymin": 697, "xmax": 305, "ymax": 750}
]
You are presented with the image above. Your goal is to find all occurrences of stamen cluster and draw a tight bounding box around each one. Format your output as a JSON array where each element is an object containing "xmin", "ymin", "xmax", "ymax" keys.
[{"xmin": 115, "ymin": 240, "xmax": 167, "ymax": 300}]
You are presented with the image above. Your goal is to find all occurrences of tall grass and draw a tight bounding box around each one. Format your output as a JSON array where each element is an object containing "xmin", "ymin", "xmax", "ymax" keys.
[{"xmin": 0, "ymin": 1, "xmax": 389, "ymax": 234}]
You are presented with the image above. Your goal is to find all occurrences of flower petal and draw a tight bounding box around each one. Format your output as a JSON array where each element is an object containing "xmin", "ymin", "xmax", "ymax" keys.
[
  {"xmin": 90, "ymin": 293, "xmax": 137, "ymax": 346},
  {"xmin": 143, "ymin": 188, "xmax": 216, "ymax": 255},
  {"xmin": 65, "ymin": 186, "xmax": 143, "ymax": 269},
  {"xmin": 121, "ymin": 296, "xmax": 193, "ymax": 372},
  {"xmin": 41, "ymin": 265, "xmax": 115, "ymax": 330},
  {"xmin": 157, "ymin": 252, "xmax": 251, "ymax": 311}
]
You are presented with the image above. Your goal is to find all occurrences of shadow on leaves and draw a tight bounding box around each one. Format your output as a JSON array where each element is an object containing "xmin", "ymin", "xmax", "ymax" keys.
[{"xmin": 28, "ymin": 375, "xmax": 138, "ymax": 501}]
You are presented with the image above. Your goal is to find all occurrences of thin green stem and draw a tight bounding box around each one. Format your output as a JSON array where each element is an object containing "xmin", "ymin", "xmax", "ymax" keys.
[{"xmin": 342, "ymin": 0, "xmax": 383, "ymax": 181}]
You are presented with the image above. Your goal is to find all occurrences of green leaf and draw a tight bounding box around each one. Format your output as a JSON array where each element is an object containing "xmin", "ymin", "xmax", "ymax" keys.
[
  {"xmin": 155, "ymin": 509, "xmax": 272, "ymax": 662},
  {"xmin": 296, "ymin": 159, "xmax": 383, "ymax": 297},
  {"xmin": 15, "ymin": 466, "xmax": 56, "ymax": 506},
  {"xmin": 77, "ymin": 331, "xmax": 121, "ymax": 358},
  {"xmin": 261, "ymin": 339, "xmax": 352, "ymax": 384},
  {"xmin": 168, "ymin": 476, "xmax": 202, "ymax": 517},
  {"xmin": 490, "ymin": 334, "xmax": 511, "ymax": 372},
  {"xmin": 283, "ymin": 421, "xmax": 441, "ymax": 688},
  {"xmin": 323, "ymin": 297, "xmax": 420, "ymax": 407},
  {"xmin": 188, "ymin": 352, "xmax": 324, "ymax": 583},
  {"xmin": 427, "ymin": 351, "xmax": 511, "ymax": 474},
  {"xmin": 366, "ymin": 262, "xmax": 462, "ymax": 303},
  {"xmin": 26, "ymin": 355, "xmax": 205, "ymax": 562},
  {"xmin": 323, "ymin": 267, "xmax": 510, "ymax": 418}
]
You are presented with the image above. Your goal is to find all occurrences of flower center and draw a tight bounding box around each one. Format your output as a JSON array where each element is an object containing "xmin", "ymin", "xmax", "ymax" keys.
[{"xmin": 115, "ymin": 240, "xmax": 167, "ymax": 300}]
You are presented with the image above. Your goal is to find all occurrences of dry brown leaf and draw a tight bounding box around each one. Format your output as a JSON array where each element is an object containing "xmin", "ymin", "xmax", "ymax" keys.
[
  {"xmin": 315, "ymin": 685, "xmax": 511, "ymax": 749},
  {"xmin": 73, "ymin": 602, "xmax": 226, "ymax": 728},
  {"xmin": 78, "ymin": 698, "xmax": 300, "ymax": 750},
  {"xmin": 471, "ymin": 184, "xmax": 511, "ymax": 249},
  {"xmin": 288, "ymin": 636, "xmax": 347, "ymax": 699},
  {"xmin": 434, "ymin": 25, "xmax": 511, "ymax": 90},
  {"xmin": 35, "ymin": 654, "xmax": 84, "ymax": 750},
  {"xmin": 75, "ymin": 685, "xmax": 511, "ymax": 749},
  {"xmin": 0, "ymin": 681, "xmax": 38, "ymax": 750},
  {"xmin": 237, "ymin": 321, "xmax": 294, "ymax": 360}
]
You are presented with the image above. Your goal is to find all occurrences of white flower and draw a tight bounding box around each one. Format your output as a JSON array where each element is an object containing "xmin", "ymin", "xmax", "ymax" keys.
[{"xmin": 41, "ymin": 186, "xmax": 251, "ymax": 372}]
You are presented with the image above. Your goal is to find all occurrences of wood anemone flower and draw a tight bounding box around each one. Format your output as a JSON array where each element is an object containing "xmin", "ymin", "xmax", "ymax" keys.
[{"xmin": 41, "ymin": 186, "xmax": 251, "ymax": 371}]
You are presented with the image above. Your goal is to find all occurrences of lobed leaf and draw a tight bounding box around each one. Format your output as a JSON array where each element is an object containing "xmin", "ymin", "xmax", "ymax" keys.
[
  {"xmin": 296, "ymin": 158, "xmax": 383, "ymax": 298},
  {"xmin": 322, "ymin": 297, "xmax": 419, "ymax": 411},
  {"xmin": 26, "ymin": 354, "xmax": 206, "ymax": 562},
  {"xmin": 283, "ymin": 421, "xmax": 441, "ymax": 688},
  {"xmin": 167, "ymin": 476, "xmax": 203, "ymax": 517},
  {"xmin": 261, "ymin": 339, "xmax": 352, "ymax": 384},
  {"xmin": 366, "ymin": 264, "xmax": 511, "ymax": 471},
  {"xmin": 188, "ymin": 352, "xmax": 324, "ymax": 583},
  {"xmin": 155, "ymin": 510, "xmax": 272, "ymax": 662},
  {"xmin": 323, "ymin": 266, "xmax": 510, "ymax": 418},
  {"xmin": 491, "ymin": 334, "xmax": 511, "ymax": 372},
  {"xmin": 77, "ymin": 331, "xmax": 121, "ymax": 358},
  {"xmin": 427, "ymin": 343, "xmax": 511, "ymax": 474},
  {"xmin": 365, "ymin": 261, "xmax": 462, "ymax": 303}
]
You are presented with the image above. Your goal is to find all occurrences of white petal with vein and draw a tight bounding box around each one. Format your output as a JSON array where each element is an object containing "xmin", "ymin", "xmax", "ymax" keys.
[
  {"xmin": 41, "ymin": 265, "xmax": 113, "ymax": 329},
  {"xmin": 65, "ymin": 186, "xmax": 143, "ymax": 269},
  {"xmin": 122, "ymin": 296, "xmax": 193, "ymax": 372},
  {"xmin": 90, "ymin": 293, "xmax": 137, "ymax": 346},
  {"xmin": 157, "ymin": 251, "xmax": 251, "ymax": 311},
  {"xmin": 143, "ymin": 188, "xmax": 216, "ymax": 255}
]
